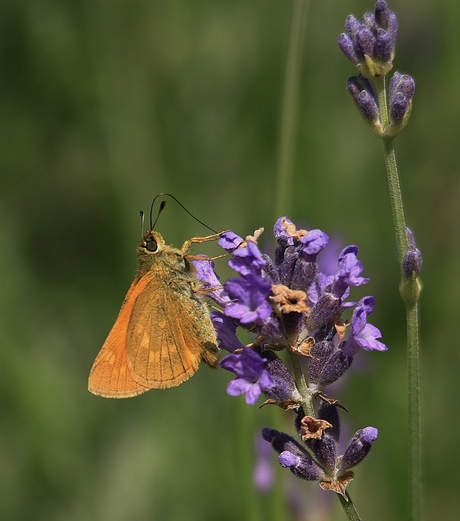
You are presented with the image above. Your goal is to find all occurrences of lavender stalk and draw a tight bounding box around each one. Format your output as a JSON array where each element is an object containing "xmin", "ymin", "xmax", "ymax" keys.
[{"xmin": 338, "ymin": 2, "xmax": 422, "ymax": 519}]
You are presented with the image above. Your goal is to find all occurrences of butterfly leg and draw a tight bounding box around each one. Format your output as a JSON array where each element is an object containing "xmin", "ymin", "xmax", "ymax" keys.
[{"xmin": 181, "ymin": 230, "xmax": 229, "ymax": 255}]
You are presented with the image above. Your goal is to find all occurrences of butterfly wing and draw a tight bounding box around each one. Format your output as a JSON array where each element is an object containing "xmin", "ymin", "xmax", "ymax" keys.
[
  {"xmin": 126, "ymin": 270, "xmax": 218, "ymax": 389},
  {"xmin": 88, "ymin": 277, "xmax": 151, "ymax": 398}
]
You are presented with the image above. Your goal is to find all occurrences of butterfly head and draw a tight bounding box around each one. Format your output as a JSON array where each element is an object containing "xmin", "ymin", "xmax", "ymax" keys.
[{"xmin": 139, "ymin": 230, "xmax": 166, "ymax": 256}]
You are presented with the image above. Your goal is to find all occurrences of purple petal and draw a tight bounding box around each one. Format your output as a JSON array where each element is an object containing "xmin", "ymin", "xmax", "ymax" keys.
[
  {"xmin": 301, "ymin": 229, "xmax": 329, "ymax": 257},
  {"xmin": 193, "ymin": 258, "xmax": 231, "ymax": 307},
  {"xmin": 228, "ymin": 241, "xmax": 266, "ymax": 276},
  {"xmin": 342, "ymin": 296, "xmax": 387, "ymax": 355},
  {"xmin": 227, "ymin": 378, "xmax": 252, "ymax": 397},
  {"xmin": 245, "ymin": 383, "xmax": 263, "ymax": 404},
  {"xmin": 274, "ymin": 216, "xmax": 295, "ymax": 245},
  {"xmin": 211, "ymin": 311, "xmax": 244, "ymax": 352},
  {"xmin": 224, "ymin": 275, "xmax": 272, "ymax": 325},
  {"xmin": 218, "ymin": 231, "xmax": 243, "ymax": 251}
]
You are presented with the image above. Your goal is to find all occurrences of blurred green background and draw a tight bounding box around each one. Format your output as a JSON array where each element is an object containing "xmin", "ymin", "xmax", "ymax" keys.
[{"xmin": 1, "ymin": 0, "xmax": 457, "ymax": 519}]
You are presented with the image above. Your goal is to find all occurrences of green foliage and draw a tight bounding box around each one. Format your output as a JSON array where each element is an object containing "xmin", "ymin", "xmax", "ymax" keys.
[{"xmin": 0, "ymin": 1, "xmax": 457, "ymax": 519}]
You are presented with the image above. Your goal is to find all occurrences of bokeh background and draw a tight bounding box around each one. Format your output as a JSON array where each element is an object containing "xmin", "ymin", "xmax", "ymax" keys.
[{"xmin": 1, "ymin": 0, "xmax": 457, "ymax": 519}]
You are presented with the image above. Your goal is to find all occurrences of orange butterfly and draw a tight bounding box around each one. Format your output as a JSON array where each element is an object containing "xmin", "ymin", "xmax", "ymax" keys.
[{"xmin": 88, "ymin": 230, "xmax": 222, "ymax": 398}]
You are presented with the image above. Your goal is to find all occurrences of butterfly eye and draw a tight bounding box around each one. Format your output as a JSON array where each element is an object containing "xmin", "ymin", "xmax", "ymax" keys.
[{"xmin": 146, "ymin": 239, "xmax": 158, "ymax": 252}]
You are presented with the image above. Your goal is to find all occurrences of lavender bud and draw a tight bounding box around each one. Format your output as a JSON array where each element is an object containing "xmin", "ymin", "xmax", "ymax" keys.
[
  {"xmin": 263, "ymin": 351, "xmax": 302, "ymax": 405},
  {"xmin": 305, "ymin": 292, "xmax": 341, "ymax": 331},
  {"xmin": 278, "ymin": 246, "xmax": 300, "ymax": 286},
  {"xmin": 389, "ymin": 73, "xmax": 416, "ymax": 124},
  {"xmin": 404, "ymin": 229, "xmax": 423, "ymax": 277},
  {"xmin": 345, "ymin": 15, "xmax": 360, "ymax": 39},
  {"xmin": 338, "ymin": 33, "xmax": 359, "ymax": 65},
  {"xmin": 374, "ymin": 29, "xmax": 393, "ymax": 62},
  {"xmin": 306, "ymin": 435, "xmax": 337, "ymax": 473},
  {"xmin": 278, "ymin": 451, "xmax": 324, "ymax": 481},
  {"xmin": 262, "ymin": 428, "xmax": 305, "ymax": 457},
  {"xmin": 347, "ymin": 79, "xmax": 379, "ymax": 122},
  {"xmin": 389, "ymin": 71, "xmax": 400, "ymax": 101},
  {"xmin": 390, "ymin": 92, "xmax": 409, "ymax": 123},
  {"xmin": 356, "ymin": 27, "xmax": 376, "ymax": 58},
  {"xmin": 375, "ymin": 1, "xmax": 398, "ymax": 41},
  {"xmin": 400, "ymin": 229, "xmax": 423, "ymax": 302},
  {"xmin": 346, "ymin": 76, "xmax": 383, "ymax": 135},
  {"xmin": 396, "ymin": 74, "xmax": 415, "ymax": 101},
  {"xmin": 307, "ymin": 340, "xmax": 335, "ymax": 384},
  {"xmin": 318, "ymin": 402, "xmax": 341, "ymax": 442},
  {"xmin": 375, "ymin": 0, "xmax": 391, "ymax": 28},
  {"xmin": 339, "ymin": 427, "xmax": 378, "ymax": 473},
  {"xmin": 263, "ymin": 427, "xmax": 324, "ymax": 481},
  {"xmin": 261, "ymin": 253, "xmax": 280, "ymax": 284},
  {"xmin": 317, "ymin": 350, "xmax": 353, "ymax": 386},
  {"xmin": 386, "ymin": 72, "xmax": 416, "ymax": 136},
  {"xmin": 362, "ymin": 12, "xmax": 378, "ymax": 32}
]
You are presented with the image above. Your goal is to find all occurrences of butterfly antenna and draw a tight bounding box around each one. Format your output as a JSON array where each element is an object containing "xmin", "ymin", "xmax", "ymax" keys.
[
  {"xmin": 149, "ymin": 193, "xmax": 217, "ymax": 233},
  {"xmin": 139, "ymin": 211, "xmax": 145, "ymax": 236},
  {"xmin": 150, "ymin": 199, "xmax": 167, "ymax": 230}
]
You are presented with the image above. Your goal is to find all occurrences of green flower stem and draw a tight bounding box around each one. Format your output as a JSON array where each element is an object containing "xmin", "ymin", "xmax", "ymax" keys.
[
  {"xmin": 337, "ymin": 492, "xmax": 362, "ymax": 521},
  {"xmin": 375, "ymin": 76, "xmax": 422, "ymax": 521},
  {"xmin": 286, "ymin": 351, "xmax": 314, "ymax": 416},
  {"xmin": 274, "ymin": 0, "xmax": 310, "ymax": 220},
  {"xmin": 406, "ymin": 299, "xmax": 422, "ymax": 521},
  {"xmin": 382, "ymin": 139, "xmax": 409, "ymax": 262}
]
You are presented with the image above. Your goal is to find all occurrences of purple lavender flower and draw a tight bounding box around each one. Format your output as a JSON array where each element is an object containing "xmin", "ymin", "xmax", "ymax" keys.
[
  {"xmin": 207, "ymin": 218, "xmax": 386, "ymax": 403},
  {"xmin": 210, "ymin": 311, "xmax": 244, "ymax": 353},
  {"xmin": 263, "ymin": 418, "xmax": 379, "ymax": 497},
  {"xmin": 331, "ymin": 246, "xmax": 370, "ymax": 298},
  {"xmin": 338, "ymin": 1, "xmax": 398, "ymax": 78},
  {"xmin": 218, "ymin": 230, "xmax": 244, "ymax": 251},
  {"xmin": 300, "ymin": 229, "xmax": 329, "ymax": 258},
  {"xmin": 220, "ymin": 347, "xmax": 274, "ymax": 405},
  {"xmin": 340, "ymin": 2, "xmax": 414, "ymax": 139},
  {"xmin": 228, "ymin": 240, "xmax": 267, "ymax": 276},
  {"xmin": 306, "ymin": 245, "xmax": 369, "ymax": 330},
  {"xmin": 208, "ymin": 217, "xmax": 385, "ymax": 497},
  {"xmin": 224, "ymin": 274, "xmax": 272, "ymax": 325},
  {"xmin": 193, "ymin": 257, "xmax": 231, "ymax": 308},
  {"xmin": 341, "ymin": 296, "xmax": 387, "ymax": 356}
]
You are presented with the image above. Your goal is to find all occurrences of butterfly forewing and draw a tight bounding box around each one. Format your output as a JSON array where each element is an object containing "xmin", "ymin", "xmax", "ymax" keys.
[{"xmin": 126, "ymin": 270, "xmax": 215, "ymax": 388}]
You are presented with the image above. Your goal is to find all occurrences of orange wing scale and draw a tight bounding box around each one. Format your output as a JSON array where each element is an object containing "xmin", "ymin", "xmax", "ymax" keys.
[
  {"xmin": 126, "ymin": 271, "xmax": 212, "ymax": 388},
  {"xmin": 88, "ymin": 277, "xmax": 151, "ymax": 398}
]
